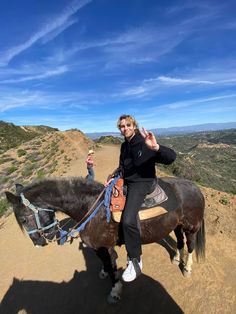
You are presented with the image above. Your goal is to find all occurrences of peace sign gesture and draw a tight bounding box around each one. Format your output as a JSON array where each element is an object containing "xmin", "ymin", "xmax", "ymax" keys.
[{"xmin": 140, "ymin": 127, "xmax": 160, "ymax": 151}]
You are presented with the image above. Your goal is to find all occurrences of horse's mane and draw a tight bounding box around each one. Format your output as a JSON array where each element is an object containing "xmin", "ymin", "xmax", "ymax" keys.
[
  {"xmin": 23, "ymin": 177, "xmax": 103, "ymax": 195},
  {"xmin": 18, "ymin": 177, "xmax": 104, "ymax": 219}
]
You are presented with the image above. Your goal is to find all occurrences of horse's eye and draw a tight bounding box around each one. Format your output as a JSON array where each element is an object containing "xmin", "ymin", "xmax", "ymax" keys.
[{"xmin": 20, "ymin": 218, "xmax": 28, "ymax": 225}]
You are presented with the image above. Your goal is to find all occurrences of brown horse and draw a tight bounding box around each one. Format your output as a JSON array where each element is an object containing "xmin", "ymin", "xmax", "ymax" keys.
[{"xmin": 5, "ymin": 176, "xmax": 205, "ymax": 303}]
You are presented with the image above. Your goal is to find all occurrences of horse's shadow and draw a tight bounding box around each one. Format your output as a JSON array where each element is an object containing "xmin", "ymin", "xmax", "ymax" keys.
[{"xmin": 1, "ymin": 236, "xmax": 184, "ymax": 314}]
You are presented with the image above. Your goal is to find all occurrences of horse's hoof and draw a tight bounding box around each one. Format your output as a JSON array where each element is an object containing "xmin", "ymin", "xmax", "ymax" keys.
[
  {"xmin": 107, "ymin": 294, "xmax": 120, "ymax": 304},
  {"xmin": 98, "ymin": 268, "xmax": 109, "ymax": 280},
  {"xmin": 183, "ymin": 268, "xmax": 192, "ymax": 278}
]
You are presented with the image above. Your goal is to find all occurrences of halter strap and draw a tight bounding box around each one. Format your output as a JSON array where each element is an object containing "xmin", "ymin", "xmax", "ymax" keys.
[
  {"xmin": 20, "ymin": 193, "xmax": 58, "ymax": 235},
  {"xmin": 20, "ymin": 193, "xmax": 54, "ymax": 213}
]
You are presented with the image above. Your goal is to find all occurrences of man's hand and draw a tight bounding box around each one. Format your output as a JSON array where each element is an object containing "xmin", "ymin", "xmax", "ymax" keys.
[
  {"xmin": 104, "ymin": 175, "xmax": 114, "ymax": 187},
  {"xmin": 140, "ymin": 127, "xmax": 160, "ymax": 151}
]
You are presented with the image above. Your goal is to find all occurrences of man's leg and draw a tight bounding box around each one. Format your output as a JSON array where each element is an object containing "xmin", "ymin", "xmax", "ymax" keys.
[{"xmin": 122, "ymin": 181, "xmax": 153, "ymax": 282}]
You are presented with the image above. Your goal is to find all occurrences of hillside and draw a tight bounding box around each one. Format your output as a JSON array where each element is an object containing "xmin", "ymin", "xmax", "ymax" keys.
[
  {"xmin": 95, "ymin": 135, "xmax": 123, "ymax": 145},
  {"xmin": 0, "ymin": 129, "xmax": 95, "ymax": 199},
  {"xmin": 94, "ymin": 129, "xmax": 236, "ymax": 194},
  {"xmin": 0, "ymin": 121, "xmax": 58, "ymax": 153},
  {"xmin": 156, "ymin": 129, "xmax": 236, "ymax": 194}
]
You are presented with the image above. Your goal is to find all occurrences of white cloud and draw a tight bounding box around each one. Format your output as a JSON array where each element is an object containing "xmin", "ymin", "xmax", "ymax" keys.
[
  {"xmin": 158, "ymin": 76, "xmax": 214, "ymax": 85},
  {"xmin": 162, "ymin": 93, "xmax": 236, "ymax": 109},
  {"xmin": 0, "ymin": 0, "xmax": 92, "ymax": 66},
  {"xmin": 0, "ymin": 66, "xmax": 68, "ymax": 83}
]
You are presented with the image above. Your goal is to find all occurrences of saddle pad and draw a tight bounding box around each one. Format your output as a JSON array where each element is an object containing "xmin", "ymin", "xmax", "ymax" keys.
[{"xmin": 112, "ymin": 206, "xmax": 167, "ymax": 223}]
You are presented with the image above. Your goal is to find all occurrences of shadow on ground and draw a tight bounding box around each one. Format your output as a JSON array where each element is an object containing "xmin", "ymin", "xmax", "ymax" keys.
[{"xmin": 1, "ymin": 241, "xmax": 184, "ymax": 314}]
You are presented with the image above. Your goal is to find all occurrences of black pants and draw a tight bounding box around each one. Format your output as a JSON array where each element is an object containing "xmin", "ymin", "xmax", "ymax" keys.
[{"xmin": 122, "ymin": 180, "xmax": 154, "ymax": 260}]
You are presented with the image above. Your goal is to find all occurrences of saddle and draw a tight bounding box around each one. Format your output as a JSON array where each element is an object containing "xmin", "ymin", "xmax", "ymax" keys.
[
  {"xmin": 111, "ymin": 179, "xmax": 168, "ymax": 223},
  {"xmin": 141, "ymin": 180, "xmax": 168, "ymax": 209}
]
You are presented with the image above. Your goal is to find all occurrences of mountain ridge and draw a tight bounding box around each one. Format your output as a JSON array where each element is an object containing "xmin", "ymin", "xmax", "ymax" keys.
[{"xmin": 86, "ymin": 122, "xmax": 236, "ymax": 139}]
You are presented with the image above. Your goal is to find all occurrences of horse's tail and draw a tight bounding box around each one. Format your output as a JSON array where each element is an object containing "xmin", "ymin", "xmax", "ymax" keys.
[{"xmin": 195, "ymin": 218, "xmax": 206, "ymax": 262}]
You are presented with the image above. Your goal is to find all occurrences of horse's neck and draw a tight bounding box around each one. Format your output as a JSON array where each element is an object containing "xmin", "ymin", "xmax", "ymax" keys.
[{"xmin": 39, "ymin": 182, "xmax": 101, "ymax": 220}]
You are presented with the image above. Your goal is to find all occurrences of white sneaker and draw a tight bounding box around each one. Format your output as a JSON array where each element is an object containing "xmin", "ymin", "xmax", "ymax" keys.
[{"xmin": 122, "ymin": 258, "xmax": 142, "ymax": 282}]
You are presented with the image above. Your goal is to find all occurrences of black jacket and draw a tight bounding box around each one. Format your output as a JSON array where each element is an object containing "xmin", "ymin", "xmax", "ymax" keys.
[{"xmin": 118, "ymin": 131, "xmax": 176, "ymax": 182}]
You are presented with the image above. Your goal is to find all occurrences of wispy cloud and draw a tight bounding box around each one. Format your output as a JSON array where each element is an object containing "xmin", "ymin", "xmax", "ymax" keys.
[
  {"xmin": 0, "ymin": 88, "xmax": 106, "ymax": 113},
  {"xmin": 158, "ymin": 76, "xmax": 214, "ymax": 85},
  {"xmin": 0, "ymin": 66, "xmax": 68, "ymax": 83},
  {"xmin": 120, "ymin": 67, "xmax": 236, "ymax": 99},
  {"xmin": 0, "ymin": 0, "xmax": 92, "ymax": 66},
  {"xmin": 166, "ymin": 94, "xmax": 236, "ymax": 109}
]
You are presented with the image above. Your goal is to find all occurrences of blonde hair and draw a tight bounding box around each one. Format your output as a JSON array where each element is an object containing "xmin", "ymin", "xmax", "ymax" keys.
[{"xmin": 117, "ymin": 114, "xmax": 138, "ymax": 129}]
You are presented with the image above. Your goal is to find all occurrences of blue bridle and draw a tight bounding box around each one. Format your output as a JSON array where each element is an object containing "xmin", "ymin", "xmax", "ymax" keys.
[{"xmin": 20, "ymin": 193, "xmax": 58, "ymax": 236}]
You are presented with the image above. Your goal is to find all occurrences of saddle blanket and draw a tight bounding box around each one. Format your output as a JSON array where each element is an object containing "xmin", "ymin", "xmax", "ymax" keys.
[{"xmin": 112, "ymin": 206, "xmax": 167, "ymax": 223}]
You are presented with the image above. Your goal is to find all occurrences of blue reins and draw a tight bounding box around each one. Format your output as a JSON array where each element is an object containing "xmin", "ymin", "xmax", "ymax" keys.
[{"xmin": 59, "ymin": 175, "xmax": 120, "ymax": 245}]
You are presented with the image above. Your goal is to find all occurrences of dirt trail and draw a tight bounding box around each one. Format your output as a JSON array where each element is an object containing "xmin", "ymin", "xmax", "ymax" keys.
[{"xmin": 0, "ymin": 145, "xmax": 235, "ymax": 314}]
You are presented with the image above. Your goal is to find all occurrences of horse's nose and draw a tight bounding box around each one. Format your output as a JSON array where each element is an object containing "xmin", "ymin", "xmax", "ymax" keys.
[{"xmin": 33, "ymin": 237, "xmax": 47, "ymax": 247}]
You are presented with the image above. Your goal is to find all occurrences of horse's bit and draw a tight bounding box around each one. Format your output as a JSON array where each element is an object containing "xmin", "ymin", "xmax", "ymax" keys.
[{"xmin": 20, "ymin": 193, "xmax": 58, "ymax": 239}]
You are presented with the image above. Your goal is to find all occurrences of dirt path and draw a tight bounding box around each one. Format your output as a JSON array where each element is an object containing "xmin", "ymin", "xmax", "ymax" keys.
[{"xmin": 0, "ymin": 145, "xmax": 235, "ymax": 314}]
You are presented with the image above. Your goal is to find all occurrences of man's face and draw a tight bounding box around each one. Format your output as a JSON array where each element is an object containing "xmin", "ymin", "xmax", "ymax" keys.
[{"xmin": 119, "ymin": 119, "xmax": 136, "ymax": 139}]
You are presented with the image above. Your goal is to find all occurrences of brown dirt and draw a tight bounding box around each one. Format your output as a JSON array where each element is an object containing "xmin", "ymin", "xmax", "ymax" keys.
[{"xmin": 0, "ymin": 144, "xmax": 235, "ymax": 314}]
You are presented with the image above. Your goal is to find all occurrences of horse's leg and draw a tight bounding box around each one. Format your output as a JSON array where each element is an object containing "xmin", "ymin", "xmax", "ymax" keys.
[
  {"xmin": 97, "ymin": 247, "xmax": 118, "ymax": 279},
  {"xmin": 95, "ymin": 247, "xmax": 122, "ymax": 303},
  {"xmin": 172, "ymin": 225, "xmax": 185, "ymax": 265},
  {"xmin": 182, "ymin": 231, "xmax": 196, "ymax": 277}
]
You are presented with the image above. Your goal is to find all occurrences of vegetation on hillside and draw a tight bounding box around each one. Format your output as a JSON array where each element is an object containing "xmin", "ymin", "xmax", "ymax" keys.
[
  {"xmin": 93, "ymin": 129, "xmax": 236, "ymax": 194},
  {"xmin": 95, "ymin": 135, "xmax": 123, "ymax": 145},
  {"xmin": 0, "ymin": 121, "xmax": 58, "ymax": 153},
  {"xmin": 157, "ymin": 129, "xmax": 236, "ymax": 194},
  {"xmin": 0, "ymin": 123, "xmax": 94, "ymax": 216}
]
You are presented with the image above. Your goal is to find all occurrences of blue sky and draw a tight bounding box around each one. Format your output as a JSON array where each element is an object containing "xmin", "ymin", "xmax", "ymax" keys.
[{"xmin": 0, "ymin": 0, "xmax": 236, "ymax": 132}]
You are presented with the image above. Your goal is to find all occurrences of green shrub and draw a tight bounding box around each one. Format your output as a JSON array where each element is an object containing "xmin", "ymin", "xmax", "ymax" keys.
[
  {"xmin": 219, "ymin": 196, "xmax": 229, "ymax": 205},
  {"xmin": 37, "ymin": 169, "xmax": 46, "ymax": 178},
  {"xmin": 6, "ymin": 165, "xmax": 17, "ymax": 175},
  {"xmin": 1, "ymin": 176, "xmax": 10, "ymax": 183},
  {"xmin": 22, "ymin": 163, "xmax": 34, "ymax": 177},
  {"xmin": 17, "ymin": 149, "xmax": 27, "ymax": 157},
  {"xmin": 28, "ymin": 152, "xmax": 41, "ymax": 162},
  {"xmin": 0, "ymin": 198, "xmax": 9, "ymax": 217}
]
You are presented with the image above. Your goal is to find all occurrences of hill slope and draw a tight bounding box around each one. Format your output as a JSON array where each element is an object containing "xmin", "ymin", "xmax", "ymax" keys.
[
  {"xmin": 157, "ymin": 130, "xmax": 236, "ymax": 193},
  {"xmin": 0, "ymin": 121, "xmax": 58, "ymax": 153},
  {"xmin": 0, "ymin": 130, "xmax": 95, "ymax": 198}
]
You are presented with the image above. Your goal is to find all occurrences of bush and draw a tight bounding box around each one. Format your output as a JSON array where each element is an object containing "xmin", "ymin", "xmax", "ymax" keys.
[
  {"xmin": 17, "ymin": 149, "xmax": 27, "ymax": 157},
  {"xmin": 37, "ymin": 169, "xmax": 46, "ymax": 178},
  {"xmin": 219, "ymin": 196, "xmax": 229, "ymax": 205},
  {"xmin": 22, "ymin": 163, "xmax": 34, "ymax": 177},
  {"xmin": 0, "ymin": 198, "xmax": 10, "ymax": 217},
  {"xmin": 6, "ymin": 165, "xmax": 17, "ymax": 175},
  {"xmin": 1, "ymin": 176, "xmax": 10, "ymax": 183},
  {"xmin": 28, "ymin": 152, "xmax": 42, "ymax": 162}
]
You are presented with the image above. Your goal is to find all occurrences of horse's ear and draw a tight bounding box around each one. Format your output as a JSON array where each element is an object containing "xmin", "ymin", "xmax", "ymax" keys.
[
  {"xmin": 5, "ymin": 191, "xmax": 20, "ymax": 205},
  {"xmin": 15, "ymin": 183, "xmax": 24, "ymax": 195}
]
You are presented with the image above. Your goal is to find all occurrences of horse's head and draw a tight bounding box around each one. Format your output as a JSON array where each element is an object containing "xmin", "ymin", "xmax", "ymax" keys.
[{"xmin": 5, "ymin": 184, "xmax": 59, "ymax": 247}]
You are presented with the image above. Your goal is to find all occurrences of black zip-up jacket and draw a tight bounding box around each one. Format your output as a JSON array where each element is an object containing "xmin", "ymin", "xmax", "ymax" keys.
[{"xmin": 118, "ymin": 131, "xmax": 176, "ymax": 182}]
